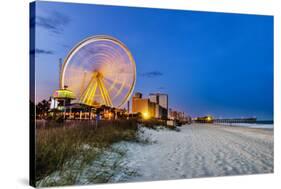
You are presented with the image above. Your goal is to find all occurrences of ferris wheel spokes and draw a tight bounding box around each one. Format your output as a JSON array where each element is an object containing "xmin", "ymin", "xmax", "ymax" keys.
[
  {"xmin": 61, "ymin": 35, "xmax": 136, "ymax": 108},
  {"xmin": 80, "ymin": 71, "xmax": 113, "ymax": 107}
]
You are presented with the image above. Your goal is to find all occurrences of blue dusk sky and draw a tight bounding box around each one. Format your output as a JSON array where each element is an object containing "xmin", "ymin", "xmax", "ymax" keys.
[{"xmin": 31, "ymin": 1, "xmax": 273, "ymax": 120}]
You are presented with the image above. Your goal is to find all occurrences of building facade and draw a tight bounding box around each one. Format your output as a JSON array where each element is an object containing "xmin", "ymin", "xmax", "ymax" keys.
[
  {"xmin": 132, "ymin": 93, "xmax": 155, "ymax": 118},
  {"xmin": 149, "ymin": 93, "xmax": 168, "ymax": 119}
]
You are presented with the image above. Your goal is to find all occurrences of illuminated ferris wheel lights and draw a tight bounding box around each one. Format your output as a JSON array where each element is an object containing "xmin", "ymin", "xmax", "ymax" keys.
[{"xmin": 60, "ymin": 35, "xmax": 136, "ymax": 108}]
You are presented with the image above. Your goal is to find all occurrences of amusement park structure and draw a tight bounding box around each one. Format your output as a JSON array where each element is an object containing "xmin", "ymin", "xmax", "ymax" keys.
[
  {"xmin": 79, "ymin": 71, "xmax": 113, "ymax": 107},
  {"xmin": 46, "ymin": 36, "xmax": 184, "ymax": 123},
  {"xmin": 52, "ymin": 35, "xmax": 136, "ymax": 111},
  {"xmin": 48, "ymin": 35, "xmax": 136, "ymax": 120}
]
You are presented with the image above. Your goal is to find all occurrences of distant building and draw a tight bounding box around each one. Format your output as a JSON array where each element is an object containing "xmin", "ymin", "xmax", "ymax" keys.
[
  {"xmin": 134, "ymin": 92, "xmax": 143, "ymax": 99},
  {"xmin": 169, "ymin": 108, "xmax": 191, "ymax": 123},
  {"xmin": 149, "ymin": 94, "xmax": 158, "ymax": 104},
  {"xmin": 149, "ymin": 93, "xmax": 168, "ymax": 109},
  {"xmin": 169, "ymin": 109, "xmax": 180, "ymax": 120},
  {"xmin": 159, "ymin": 94, "xmax": 168, "ymax": 110},
  {"xmin": 132, "ymin": 92, "xmax": 155, "ymax": 118},
  {"xmin": 149, "ymin": 93, "xmax": 168, "ymax": 119}
]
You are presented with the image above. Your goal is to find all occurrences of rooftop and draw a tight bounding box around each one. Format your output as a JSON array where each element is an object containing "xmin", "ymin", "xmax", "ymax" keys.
[{"xmin": 53, "ymin": 88, "xmax": 75, "ymax": 99}]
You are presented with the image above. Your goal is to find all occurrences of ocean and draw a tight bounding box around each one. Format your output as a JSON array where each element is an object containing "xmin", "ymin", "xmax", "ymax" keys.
[{"xmin": 218, "ymin": 121, "xmax": 273, "ymax": 129}]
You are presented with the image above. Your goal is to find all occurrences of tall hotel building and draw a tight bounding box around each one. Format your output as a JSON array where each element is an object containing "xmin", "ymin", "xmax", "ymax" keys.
[
  {"xmin": 149, "ymin": 93, "xmax": 168, "ymax": 119},
  {"xmin": 132, "ymin": 92, "xmax": 155, "ymax": 118}
]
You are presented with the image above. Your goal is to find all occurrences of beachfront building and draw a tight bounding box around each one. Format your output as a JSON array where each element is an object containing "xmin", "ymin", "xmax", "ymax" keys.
[
  {"xmin": 154, "ymin": 104, "xmax": 168, "ymax": 119},
  {"xmin": 49, "ymin": 85, "xmax": 128, "ymax": 120},
  {"xmin": 169, "ymin": 109, "xmax": 184, "ymax": 120},
  {"xmin": 149, "ymin": 93, "xmax": 168, "ymax": 119},
  {"xmin": 169, "ymin": 108, "xmax": 192, "ymax": 123},
  {"xmin": 132, "ymin": 92, "xmax": 155, "ymax": 119},
  {"xmin": 50, "ymin": 86, "xmax": 76, "ymax": 110}
]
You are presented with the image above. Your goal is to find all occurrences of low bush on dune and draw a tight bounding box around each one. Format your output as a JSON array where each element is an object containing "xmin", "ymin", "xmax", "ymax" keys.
[
  {"xmin": 140, "ymin": 119, "xmax": 166, "ymax": 128},
  {"xmin": 35, "ymin": 120, "xmax": 137, "ymax": 186}
]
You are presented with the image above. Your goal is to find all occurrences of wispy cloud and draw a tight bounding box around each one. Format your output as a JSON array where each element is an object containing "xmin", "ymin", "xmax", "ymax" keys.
[
  {"xmin": 140, "ymin": 71, "xmax": 163, "ymax": 78},
  {"xmin": 33, "ymin": 11, "xmax": 71, "ymax": 34},
  {"xmin": 30, "ymin": 48, "xmax": 54, "ymax": 55}
]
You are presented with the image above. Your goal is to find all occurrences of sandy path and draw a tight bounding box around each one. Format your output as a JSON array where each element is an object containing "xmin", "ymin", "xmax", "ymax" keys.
[{"xmin": 110, "ymin": 124, "xmax": 273, "ymax": 182}]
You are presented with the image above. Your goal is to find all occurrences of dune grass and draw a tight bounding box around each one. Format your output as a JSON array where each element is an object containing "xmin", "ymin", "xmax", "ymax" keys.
[{"xmin": 35, "ymin": 120, "xmax": 138, "ymax": 186}]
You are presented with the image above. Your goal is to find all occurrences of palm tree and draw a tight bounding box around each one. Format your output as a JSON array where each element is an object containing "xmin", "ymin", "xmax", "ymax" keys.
[{"xmin": 36, "ymin": 99, "xmax": 50, "ymax": 118}]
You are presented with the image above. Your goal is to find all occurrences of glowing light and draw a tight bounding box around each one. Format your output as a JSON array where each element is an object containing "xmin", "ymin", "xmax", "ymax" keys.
[
  {"xmin": 53, "ymin": 89, "xmax": 75, "ymax": 99},
  {"xmin": 60, "ymin": 35, "xmax": 136, "ymax": 108},
  {"xmin": 108, "ymin": 112, "xmax": 113, "ymax": 119},
  {"xmin": 142, "ymin": 112, "xmax": 150, "ymax": 119},
  {"xmin": 206, "ymin": 116, "xmax": 212, "ymax": 122}
]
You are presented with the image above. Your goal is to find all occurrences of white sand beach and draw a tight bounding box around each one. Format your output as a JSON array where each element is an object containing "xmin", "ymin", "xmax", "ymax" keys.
[
  {"xmin": 54, "ymin": 123, "xmax": 274, "ymax": 185},
  {"xmin": 105, "ymin": 124, "xmax": 274, "ymax": 182}
]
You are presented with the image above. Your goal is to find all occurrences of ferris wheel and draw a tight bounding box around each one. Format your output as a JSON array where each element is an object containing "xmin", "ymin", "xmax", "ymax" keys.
[{"xmin": 60, "ymin": 35, "xmax": 136, "ymax": 108}]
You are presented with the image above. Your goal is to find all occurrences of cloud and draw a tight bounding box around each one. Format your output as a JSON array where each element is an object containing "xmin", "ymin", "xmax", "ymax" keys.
[
  {"xmin": 33, "ymin": 11, "xmax": 71, "ymax": 34},
  {"xmin": 157, "ymin": 86, "xmax": 165, "ymax": 90},
  {"xmin": 30, "ymin": 48, "xmax": 54, "ymax": 55},
  {"xmin": 140, "ymin": 71, "xmax": 163, "ymax": 78}
]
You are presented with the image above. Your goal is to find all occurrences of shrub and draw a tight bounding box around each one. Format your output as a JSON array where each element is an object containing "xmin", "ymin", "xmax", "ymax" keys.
[{"xmin": 35, "ymin": 120, "xmax": 137, "ymax": 184}]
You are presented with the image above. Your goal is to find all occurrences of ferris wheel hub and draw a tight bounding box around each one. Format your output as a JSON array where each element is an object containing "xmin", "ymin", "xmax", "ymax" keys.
[{"xmin": 93, "ymin": 71, "xmax": 103, "ymax": 79}]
